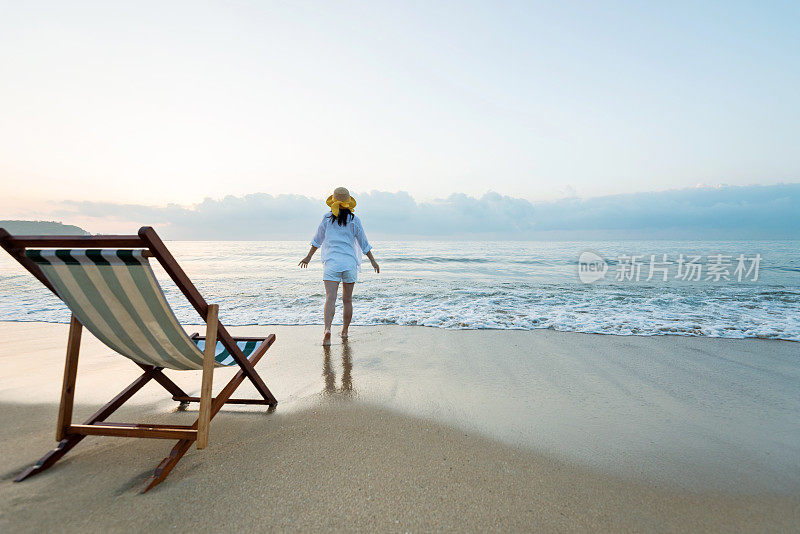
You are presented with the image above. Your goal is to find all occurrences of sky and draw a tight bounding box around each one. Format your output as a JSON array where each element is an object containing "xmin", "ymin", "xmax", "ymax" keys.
[{"xmin": 0, "ymin": 1, "xmax": 798, "ymax": 237}]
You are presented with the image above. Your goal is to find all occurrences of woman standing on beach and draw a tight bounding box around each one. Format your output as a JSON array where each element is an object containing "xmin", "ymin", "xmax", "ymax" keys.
[{"xmin": 299, "ymin": 187, "xmax": 379, "ymax": 346}]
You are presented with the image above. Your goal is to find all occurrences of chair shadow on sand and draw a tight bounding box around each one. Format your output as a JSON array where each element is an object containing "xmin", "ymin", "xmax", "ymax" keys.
[{"xmin": 322, "ymin": 341, "xmax": 355, "ymax": 396}]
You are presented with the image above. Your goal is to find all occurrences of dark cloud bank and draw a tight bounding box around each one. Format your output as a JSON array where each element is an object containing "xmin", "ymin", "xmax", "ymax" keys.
[{"xmin": 59, "ymin": 183, "xmax": 800, "ymax": 240}]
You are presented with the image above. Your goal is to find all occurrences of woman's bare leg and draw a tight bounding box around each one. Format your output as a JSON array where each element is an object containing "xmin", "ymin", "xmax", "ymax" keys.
[
  {"xmin": 323, "ymin": 280, "xmax": 339, "ymax": 346},
  {"xmin": 341, "ymin": 282, "xmax": 354, "ymax": 338}
]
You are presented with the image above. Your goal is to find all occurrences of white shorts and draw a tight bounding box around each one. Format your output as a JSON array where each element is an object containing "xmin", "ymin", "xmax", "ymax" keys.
[{"xmin": 323, "ymin": 266, "xmax": 357, "ymax": 284}]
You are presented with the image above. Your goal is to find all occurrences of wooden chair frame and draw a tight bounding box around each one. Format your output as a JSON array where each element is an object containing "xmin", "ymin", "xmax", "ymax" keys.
[{"xmin": 0, "ymin": 226, "xmax": 278, "ymax": 492}]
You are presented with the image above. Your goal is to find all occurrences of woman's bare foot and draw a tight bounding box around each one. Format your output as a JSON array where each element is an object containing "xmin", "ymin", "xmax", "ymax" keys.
[
  {"xmin": 340, "ymin": 330, "xmax": 348, "ymax": 340},
  {"xmin": 322, "ymin": 330, "xmax": 332, "ymax": 346}
]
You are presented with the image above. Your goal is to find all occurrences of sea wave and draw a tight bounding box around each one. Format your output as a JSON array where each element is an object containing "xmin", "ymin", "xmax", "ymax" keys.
[
  {"xmin": 1, "ymin": 240, "xmax": 798, "ymax": 342},
  {"xmin": 3, "ymin": 278, "xmax": 797, "ymax": 341}
]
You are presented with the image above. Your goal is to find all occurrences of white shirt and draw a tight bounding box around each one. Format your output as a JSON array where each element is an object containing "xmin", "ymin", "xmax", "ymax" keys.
[{"xmin": 311, "ymin": 213, "xmax": 372, "ymax": 272}]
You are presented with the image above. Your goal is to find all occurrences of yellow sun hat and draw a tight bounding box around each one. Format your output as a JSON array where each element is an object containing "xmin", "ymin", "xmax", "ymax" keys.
[{"xmin": 326, "ymin": 186, "xmax": 357, "ymax": 216}]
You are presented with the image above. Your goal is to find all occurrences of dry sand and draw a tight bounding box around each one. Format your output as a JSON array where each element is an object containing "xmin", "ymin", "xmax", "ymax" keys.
[{"xmin": 0, "ymin": 321, "xmax": 798, "ymax": 532}]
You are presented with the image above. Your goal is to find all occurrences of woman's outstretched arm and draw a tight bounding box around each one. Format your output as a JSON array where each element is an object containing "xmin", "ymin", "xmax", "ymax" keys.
[
  {"xmin": 365, "ymin": 250, "xmax": 380, "ymax": 273},
  {"xmin": 298, "ymin": 245, "xmax": 318, "ymax": 268},
  {"xmin": 300, "ymin": 217, "xmax": 327, "ymax": 268}
]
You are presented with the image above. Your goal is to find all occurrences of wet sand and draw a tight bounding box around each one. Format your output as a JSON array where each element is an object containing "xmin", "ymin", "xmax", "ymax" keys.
[{"xmin": 0, "ymin": 321, "xmax": 798, "ymax": 532}]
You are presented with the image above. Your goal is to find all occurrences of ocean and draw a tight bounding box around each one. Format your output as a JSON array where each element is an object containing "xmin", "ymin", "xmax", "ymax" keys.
[{"xmin": 1, "ymin": 240, "xmax": 799, "ymax": 341}]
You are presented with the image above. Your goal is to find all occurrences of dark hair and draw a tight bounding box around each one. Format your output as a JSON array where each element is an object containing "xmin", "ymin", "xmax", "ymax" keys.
[{"xmin": 329, "ymin": 208, "xmax": 353, "ymax": 227}]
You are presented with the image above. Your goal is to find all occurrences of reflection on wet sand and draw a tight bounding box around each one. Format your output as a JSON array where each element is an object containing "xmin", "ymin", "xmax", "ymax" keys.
[{"xmin": 322, "ymin": 341, "xmax": 354, "ymax": 396}]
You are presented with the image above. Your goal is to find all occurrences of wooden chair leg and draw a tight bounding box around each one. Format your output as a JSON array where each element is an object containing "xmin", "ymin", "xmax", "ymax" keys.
[
  {"xmin": 197, "ymin": 304, "xmax": 218, "ymax": 450},
  {"xmin": 56, "ymin": 315, "xmax": 82, "ymax": 441},
  {"xmin": 16, "ymin": 368, "xmax": 157, "ymax": 482},
  {"xmin": 134, "ymin": 362, "xmax": 190, "ymax": 398},
  {"xmin": 141, "ymin": 439, "xmax": 194, "ymax": 493},
  {"xmin": 141, "ymin": 335, "xmax": 275, "ymax": 492}
]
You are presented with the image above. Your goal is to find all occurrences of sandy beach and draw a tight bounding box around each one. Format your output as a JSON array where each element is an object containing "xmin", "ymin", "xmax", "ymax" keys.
[{"xmin": 0, "ymin": 321, "xmax": 798, "ymax": 532}]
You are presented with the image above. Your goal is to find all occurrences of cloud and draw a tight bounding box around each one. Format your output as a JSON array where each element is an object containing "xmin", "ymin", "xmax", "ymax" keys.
[
  {"xmin": 529, "ymin": 183, "xmax": 800, "ymax": 238},
  {"xmin": 58, "ymin": 194, "xmax": 321, "ymax": 240},
  {"xmin": 54, "ymin": 183, "xmax": 800, "ymax": 240}
]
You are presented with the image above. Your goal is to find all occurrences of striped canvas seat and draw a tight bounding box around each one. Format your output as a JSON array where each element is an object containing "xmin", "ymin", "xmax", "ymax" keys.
[{"xmin": 25, "ymin": 248, "xmax": 254, "ymax": 370}]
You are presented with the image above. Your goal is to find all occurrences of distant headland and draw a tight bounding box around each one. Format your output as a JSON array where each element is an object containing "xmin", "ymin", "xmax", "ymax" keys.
[{"xmin": 0, "ymin": 220, "xmax": 89, "ymax": 235}]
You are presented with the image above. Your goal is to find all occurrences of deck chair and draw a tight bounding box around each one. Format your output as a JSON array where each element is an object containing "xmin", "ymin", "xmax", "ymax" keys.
[{"xmin": 0, "ymin": 226, "xmax": 277, "ymax": 492}]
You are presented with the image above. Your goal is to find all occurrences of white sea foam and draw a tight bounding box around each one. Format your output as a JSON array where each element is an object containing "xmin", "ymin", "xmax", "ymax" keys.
[{"xmin": 1, "ymin": 240, "xmax": 798, "ymax": 341}]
